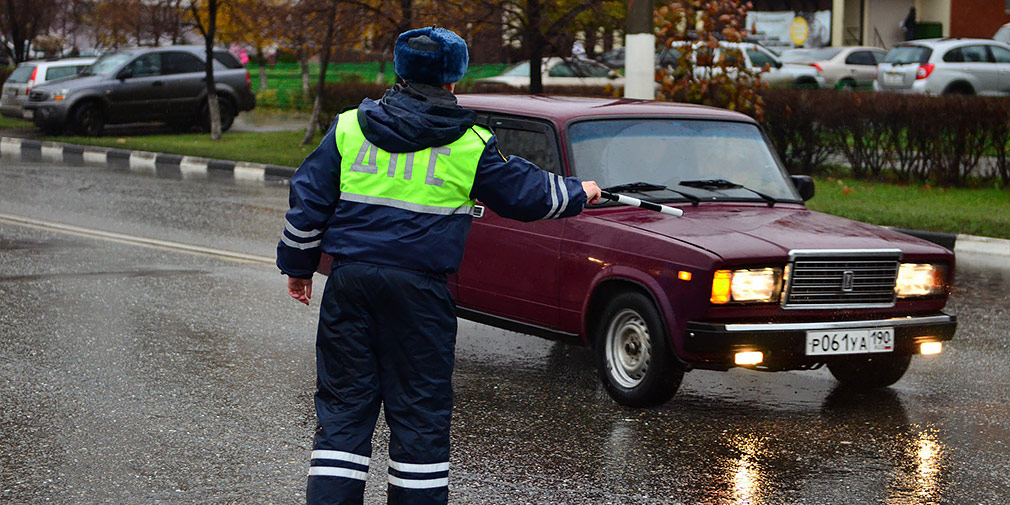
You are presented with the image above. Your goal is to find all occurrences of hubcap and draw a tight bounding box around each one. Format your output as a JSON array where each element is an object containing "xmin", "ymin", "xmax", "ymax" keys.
[{"xmin": 605, "ymin": 308, "xmax": 652, "ymax": 388}]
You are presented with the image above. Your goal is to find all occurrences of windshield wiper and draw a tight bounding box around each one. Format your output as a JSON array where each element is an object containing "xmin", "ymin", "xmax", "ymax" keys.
[
  {"xmin": 678, "ymin": 179, "xmax": 777, "ymax": 207},
  {"xmin": 602, "ymin": 182, "xmax": 701, "ymax": 205}
]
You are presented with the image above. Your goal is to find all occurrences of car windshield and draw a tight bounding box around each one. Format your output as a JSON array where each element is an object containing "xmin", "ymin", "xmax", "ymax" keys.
[
  {"xmin": 570, "ymin": 119, "xmax": 799, "ymax": 202},
  {"xmin": 781, "ymin": 47, "xmax": 842, "ymax": 62},
  {"xmin": 884, "ymin": 45, "xmax": 932, "ymax": 64},
  {"xmin": 7, "ymin": 64, "xmax": 35, "ymax": 83},
  {"xmin": 82, "ymin": 52, "xmax": 133, "ymax": 75},
  {"xmin": 500, "ymin": 62, "xmax": 531, "ymax": 77}
]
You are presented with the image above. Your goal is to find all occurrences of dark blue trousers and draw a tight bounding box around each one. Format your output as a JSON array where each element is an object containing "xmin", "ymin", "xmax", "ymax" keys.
[{"xmin": 306, "ymin": 263, "xmax": 456, "ymax": 505}]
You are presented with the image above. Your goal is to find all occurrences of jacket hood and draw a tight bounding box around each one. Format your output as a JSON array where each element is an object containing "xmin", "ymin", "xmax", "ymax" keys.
[{"xmin": 357, "ymin": 83, "xmax": 476, "ymax": 153}]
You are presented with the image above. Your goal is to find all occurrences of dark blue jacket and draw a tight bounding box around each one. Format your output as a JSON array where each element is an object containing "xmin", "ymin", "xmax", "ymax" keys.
[{"xmin": 277, "ymin": 84, "xmax": 587, "ymax": 278}]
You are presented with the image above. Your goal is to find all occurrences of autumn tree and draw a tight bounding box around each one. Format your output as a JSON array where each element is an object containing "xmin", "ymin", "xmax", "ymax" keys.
[
  {"xmin": 654, "ymin": 0, "xmax": 766, "ymax": 118},
  {"xmin": 189, "ymin": 0, "xmax": 225, "ymax": 140},
  {"xmin": 1, "ymin": 0, "xmax": 59, "ymax": 62},
  {"xmin": 222, "ymin": 0, "xmax": 287, "ymax": 89}
]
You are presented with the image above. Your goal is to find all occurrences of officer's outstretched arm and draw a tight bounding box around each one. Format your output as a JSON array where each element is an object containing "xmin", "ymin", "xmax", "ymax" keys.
[
  {"xmin": 471, "ymin": 135, "xmax": 590, "ymax": 222},
  {"xmin": 277, "ymin": 121, "xmax": 342, "ymax": 279}
]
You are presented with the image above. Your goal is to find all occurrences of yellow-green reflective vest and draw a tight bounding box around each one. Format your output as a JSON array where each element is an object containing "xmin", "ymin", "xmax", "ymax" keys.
[{"xmin": 333, "ymin": 109, "xmax": 492, "ymax": 216}]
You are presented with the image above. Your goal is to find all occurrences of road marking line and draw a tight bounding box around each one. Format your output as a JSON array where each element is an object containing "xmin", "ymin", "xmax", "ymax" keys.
[{"xmin": 0, "ymin": 213, "xmax": 274, "ymax": 265}]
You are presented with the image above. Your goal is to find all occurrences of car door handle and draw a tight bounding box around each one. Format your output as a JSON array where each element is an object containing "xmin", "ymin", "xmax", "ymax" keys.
[
  {"xmin": 152, "ymin": 81, "xmax": 164, "ymax": 86},
  {"xmin": 473, "ymin": 204, "xmax": 485, "ymax": 218}
]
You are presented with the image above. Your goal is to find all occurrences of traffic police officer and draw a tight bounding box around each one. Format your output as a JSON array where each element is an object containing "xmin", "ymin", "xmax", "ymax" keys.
[{"xmin": 277, "ymin": 27, "xmax": 601, "ymax": 505}]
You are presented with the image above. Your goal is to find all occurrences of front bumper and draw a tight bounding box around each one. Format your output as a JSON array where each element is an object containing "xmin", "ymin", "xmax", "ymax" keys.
[
  {"xmin": 22, "ymin": 102, "xmax": 69, "ymax": 127},
  {"xmin": 684, "ymin": 313, "xmax": 956, "ymax": 370}
]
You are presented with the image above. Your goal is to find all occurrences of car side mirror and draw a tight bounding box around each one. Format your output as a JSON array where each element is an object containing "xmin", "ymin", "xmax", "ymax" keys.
[
  {"xmin": 608, "ymin": 70, "xmax": 620, "ymax": 79},
  {"xmin": 774, "ymin": 60, "xmax": 783, "ymax": 69},
  {"xmin": 790, "ymin": 175, "xmax": 815, "ymax": 201},
  {"xmin": 117, "ymin": 68, "xmax": 133, "ymax": 80}
]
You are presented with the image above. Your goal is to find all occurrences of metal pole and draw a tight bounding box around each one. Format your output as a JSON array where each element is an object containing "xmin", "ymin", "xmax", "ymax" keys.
[{"xmin": 624, "ymin": 0, "xmax": 655, "ymax": 99}]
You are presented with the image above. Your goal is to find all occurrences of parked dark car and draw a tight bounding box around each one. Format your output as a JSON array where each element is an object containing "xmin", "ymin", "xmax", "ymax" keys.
[
  {"xmin": 22, "ymin": 46, "xmax": 255, "ymax": 135},
  {"xmin": 320, "ymin": 95, "xmax": 957, "ymax": 407}
]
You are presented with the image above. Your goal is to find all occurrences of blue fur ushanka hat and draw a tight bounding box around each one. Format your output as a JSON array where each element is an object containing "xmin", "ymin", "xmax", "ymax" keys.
[{"xmin": 393, "ymin": 27, "xmax": 469, "ymax": 86}]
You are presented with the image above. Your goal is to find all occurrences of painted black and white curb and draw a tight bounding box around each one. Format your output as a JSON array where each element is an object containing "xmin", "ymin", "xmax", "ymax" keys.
[
  {"xmin": 3, "ymin": 136, "xmax": 1007, "ymax": 257},
  {"xmin": 0, "ymin": 136, "xmax": 297, "ymax": 182}
]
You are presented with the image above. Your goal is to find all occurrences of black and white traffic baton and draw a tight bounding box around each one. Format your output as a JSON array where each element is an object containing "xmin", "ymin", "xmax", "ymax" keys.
[{"xmin": 599, "ymin": 191, "xmax": 684, "ymax": 217}]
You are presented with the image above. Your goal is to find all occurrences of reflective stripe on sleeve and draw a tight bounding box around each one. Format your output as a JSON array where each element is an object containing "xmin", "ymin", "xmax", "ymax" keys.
[
  {"xmin": 285, "ymin": 219, "xmax": 324, "ymax": 238},
  {"xmin": 542, "ymin": 171, "xmax": 559, "ymax": 220},
  {"xmin": 311, "ymin": 450, "xmax": 371, "ymax": 466},
  {"xmin": 308, "ymin": 467, "xmax": 368, "ymax": 481},
  {"xmin": 340, "ymin": 192, "xmax": 474, "ymax": 216},
  {"xmin": 387, "ymin": 475, "xmax": 449, "ymax": 489},
  {"xmin": 388, "ymin": 460, "xmax": 449, "ymax": 473},
  {"xmin": 280, "ymin": 235, "xmax": 321, "ymax": 250},
  {"xmin": 551, "ymin": 174, "xmax": 569, "ymax": 219}
]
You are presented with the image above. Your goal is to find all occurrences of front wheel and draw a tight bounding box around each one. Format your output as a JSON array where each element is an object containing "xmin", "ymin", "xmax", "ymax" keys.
[
  {"xmin": 595, "ymin": 292, "xmax": 684, "ymax": 407},
  {"xmin": 827, "ymin": 353, "xmax": 912, "ymax": 389},
  {"xmin": 72, "ymin": 102, "xmax": 104, "ymax": 136}
]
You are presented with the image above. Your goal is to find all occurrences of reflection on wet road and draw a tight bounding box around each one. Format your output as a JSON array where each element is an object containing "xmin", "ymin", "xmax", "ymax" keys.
[{"xmin": 1, "ymin": 159, "xmax": 1009, "ymax": 504}]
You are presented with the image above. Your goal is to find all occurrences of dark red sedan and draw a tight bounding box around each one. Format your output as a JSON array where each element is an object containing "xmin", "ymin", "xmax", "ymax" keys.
[{"xmin": 331, "ymin": 94, "xmax": 957, "ymax": 407}]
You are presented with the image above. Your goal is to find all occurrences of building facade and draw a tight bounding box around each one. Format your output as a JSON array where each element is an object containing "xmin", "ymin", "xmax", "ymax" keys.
[{"xmin": 750, "ymin": 0, "xmax": 1010, "ymax": 50}]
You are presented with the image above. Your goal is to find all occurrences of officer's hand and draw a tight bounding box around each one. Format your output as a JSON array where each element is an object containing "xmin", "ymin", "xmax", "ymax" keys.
[
  {"xmin": 582, "ymin": 181, "xmax": 602, "ymax": 205},
  {"xmin": 287, "ymin": 276, "xmax": 312, "ymax": 305}
]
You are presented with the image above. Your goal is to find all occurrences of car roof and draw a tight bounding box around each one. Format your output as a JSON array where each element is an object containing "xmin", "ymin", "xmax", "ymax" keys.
[
  {"xmin": 456, "ymin": 94, "xmax": 755, "ymax": 125},
  {"xmin": 21, "ymin": 57, "xmax": 96, "ymax": 66},
  {"xmin": 895, "ymin": 38, "xmax": 1010, "ymax": 49}
]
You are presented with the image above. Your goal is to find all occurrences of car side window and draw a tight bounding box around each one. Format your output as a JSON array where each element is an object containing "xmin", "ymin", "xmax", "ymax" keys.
[
  {"xmin": 871, "ymin": 51, "xmax": 886, "ymax": 64},
  {"xmin": 125, "ymin": 53, "xmax": 162, "ymax": 77},
  {"xmin": 845, "ymin": 51, "xmax": 874, "ymax": 65},
  {"xmin": 962, "ymin": 45, "xmax": 991, "ymax": 63},
  {"xmin": 943, "ymin": 48, "xmax": 963, "ymax": 62},
  {"xmin": 569, "ymin": 60, "xmax": 611, "ymax": 77},
  {"xmin": 162, "ymin": 52, "xmax": 205, "ymax": 74},
  {"xmin": 991, "ymin": 45, "xmax": 1010, "ymax": 63},
  {"xmin": 746, "ymin": 49, "xmax": 775, "ymax": 68},
  {"xmin": 489, "ymin": 117, "xmax": 562, "ymax": 176},
  {"xmin": 45, "ymin": 65, "xmax": 82, "ymax": 80}
]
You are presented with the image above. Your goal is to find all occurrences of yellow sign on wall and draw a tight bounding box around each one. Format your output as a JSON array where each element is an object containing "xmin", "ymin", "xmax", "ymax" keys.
[{"xmin": 790, "ymin": 16, "xmax": 810, "ymax": 46}]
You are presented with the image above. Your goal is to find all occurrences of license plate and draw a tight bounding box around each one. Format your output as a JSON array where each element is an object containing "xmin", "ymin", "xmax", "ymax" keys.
[
  {"xmin": 883, "ymin": 73, "xmax": 903, "ymax": 86},
  {"xmin": 805, "ymin": 327, "xmax": 894, "ymax": 356},
  {"xmin": 22, "ymin": 109, "xmax": 33, "ymax": 119}
]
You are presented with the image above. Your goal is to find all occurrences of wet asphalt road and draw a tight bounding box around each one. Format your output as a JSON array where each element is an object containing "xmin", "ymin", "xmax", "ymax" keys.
[{"xmin": 1, "ymin": 159, "xmax": 1009, "ymax": 504}]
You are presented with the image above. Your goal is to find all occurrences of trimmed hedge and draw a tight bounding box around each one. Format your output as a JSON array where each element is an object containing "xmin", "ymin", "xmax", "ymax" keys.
[{"xmin": 761, "ymin": 89, "xmax": 1010, "ymax": 188}]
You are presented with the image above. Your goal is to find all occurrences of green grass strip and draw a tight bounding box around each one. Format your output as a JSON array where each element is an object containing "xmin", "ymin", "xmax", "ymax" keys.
[{"xmin": 807, "ymin": 176, "xmax": 1010, "ymax": 239}]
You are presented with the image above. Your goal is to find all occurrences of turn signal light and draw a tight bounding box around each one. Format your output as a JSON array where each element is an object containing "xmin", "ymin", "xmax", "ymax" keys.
[
  {"xmin": 735, "ymin": 351, "xmax": 764, "ymax": 366},
  {"xmin": 921, "ymin": 342, "xmax": 942, "ymax": 355},
  {"xmin": 711, "ymin": 270, "xmax": 732, "ymax": 304}
]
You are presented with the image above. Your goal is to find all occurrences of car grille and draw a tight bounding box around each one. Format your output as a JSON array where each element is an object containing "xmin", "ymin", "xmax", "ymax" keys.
[{"xmin": 783, "ymin": 251, "xmax": 901, "ymax": 309}]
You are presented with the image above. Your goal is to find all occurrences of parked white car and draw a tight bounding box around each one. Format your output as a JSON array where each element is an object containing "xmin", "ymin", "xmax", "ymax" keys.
[
  {"xmin": 1, "ymin": 57, "xmax": 96, "ymax": 118},
  {"xmin": 670, "ymin": 41, "xmax": 825, "ymax": 88},
  {"xmin": 474, "ymin": 57, "xmax": 623, "ymax": 89},
  {"xmin": 780, "ymin": 46, "xmax": 886, "ymax": 89},
  {"xmin": 875, "ymin": 38, "xmax": 1010, "ymax": 95}
]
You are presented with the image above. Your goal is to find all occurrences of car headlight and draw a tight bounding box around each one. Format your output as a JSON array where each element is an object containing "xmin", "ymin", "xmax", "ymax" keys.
[
  {"xmin": 896, "ymin": 263, "xmax": 947, "ymax": 297},
  {"xmin": 53, "ymin": 88, "xmax": 71, "ymax": 101},
  {"xmin": 711, "ymin": 267, "xmax": 783, "ymax": 304}
]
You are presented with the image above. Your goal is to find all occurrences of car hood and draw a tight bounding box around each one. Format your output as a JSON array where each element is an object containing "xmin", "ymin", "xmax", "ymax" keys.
[
  {"xmin": 34, "ymin": 74, "xmax": 104, "ymax": 91},
  {"xmin": 593, "ymin": 204, "xmax": 949, "ymax": 263}
]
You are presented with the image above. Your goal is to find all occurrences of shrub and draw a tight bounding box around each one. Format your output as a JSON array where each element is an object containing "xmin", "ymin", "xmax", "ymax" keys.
[
  {"xmin": 761, "ymin": 89, "xmax": 832, "ymax": 174},
  {"xmin": 0, "ymin": 66, "xmax": 11, "ymax": 86}
]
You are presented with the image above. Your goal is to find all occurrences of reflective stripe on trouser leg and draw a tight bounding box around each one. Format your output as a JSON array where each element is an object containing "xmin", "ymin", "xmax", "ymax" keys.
[
  {"xmin": 307, "ymin": 269, "xmax": 383, "ymax": 505},
  {"xmin": 373, "ymin": 266, "xmax": 456, "ymax": 505}
]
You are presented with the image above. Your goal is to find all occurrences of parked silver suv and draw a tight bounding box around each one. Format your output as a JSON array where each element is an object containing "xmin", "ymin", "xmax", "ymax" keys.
[
  {"xmin": 875, "ymin": 38, "xmax": 1010, "ymax": 95},
  {"xmin": 23, "ymin": 46, "xmax": 255, "ymax": 135},
  {"xmin": 1, "ymin": 57, "xmax": 96, "ymax": 118}
]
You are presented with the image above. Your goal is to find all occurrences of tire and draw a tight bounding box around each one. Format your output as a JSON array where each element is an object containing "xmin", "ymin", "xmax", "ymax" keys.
[
  {"xmin": 594, "ymin": 291, "xmax": 684, "ymax": 407},
  {"xmin": 794, "ymin": 78, "xmax": 819, "ymax": 89},
  {"xmin": 836, "ymin": 79, "xmax": 857, "ymax": 91},
  {"xmin": 72, "ymin": 102, "xmax": 104, "ymax": 136},
  {"xmin": 943, "ymin": 83, "xmax": 974, "ymax": 95},
  {"xmin": 200, "ymin": 97, "xmax": 235, "ymax": 133},
  {"xmin": 827, "ymin": 353, "xmax": 912, "ymax": 389}
]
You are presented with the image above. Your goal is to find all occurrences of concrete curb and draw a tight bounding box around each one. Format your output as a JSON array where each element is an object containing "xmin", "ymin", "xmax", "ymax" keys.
[
  {"xmin": 3, "ymin": 136, "xmax": 1008, "ymax": 258},
  {"xmin": 0, "ymin": 136, "xmax": 297, "ymax": 182}
]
